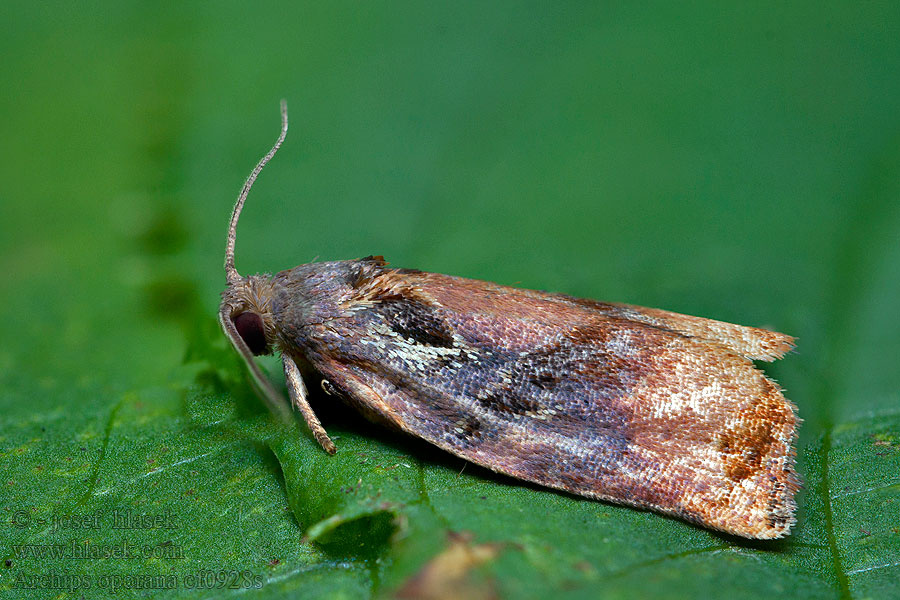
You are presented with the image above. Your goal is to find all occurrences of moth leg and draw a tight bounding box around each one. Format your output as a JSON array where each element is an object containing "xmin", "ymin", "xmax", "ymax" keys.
[{"xmin": 282, "ymin": 354, "xmax": 337, "ymax": 455}]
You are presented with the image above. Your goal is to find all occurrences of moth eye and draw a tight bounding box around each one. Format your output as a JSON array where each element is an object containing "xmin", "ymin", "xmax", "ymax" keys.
[{"xmin": 233, "ymin": 312, "xmax": 268, "ymax": 355}]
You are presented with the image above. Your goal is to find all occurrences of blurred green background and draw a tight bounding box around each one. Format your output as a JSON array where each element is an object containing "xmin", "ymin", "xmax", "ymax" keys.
[{"xmin": 2, "ymin": 2, "xmax": 899, "ymax": 599}]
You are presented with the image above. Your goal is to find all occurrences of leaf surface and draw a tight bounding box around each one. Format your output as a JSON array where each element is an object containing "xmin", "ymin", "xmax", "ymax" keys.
[{"xmin": 1, "ymin": 2, "xmax": 899, "ymax": 598}]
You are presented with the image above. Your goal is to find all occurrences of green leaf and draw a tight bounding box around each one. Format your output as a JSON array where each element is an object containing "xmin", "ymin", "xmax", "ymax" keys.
[{"xmin": 2, "ymin": 2, "xmax": 899, "ymax": 599}]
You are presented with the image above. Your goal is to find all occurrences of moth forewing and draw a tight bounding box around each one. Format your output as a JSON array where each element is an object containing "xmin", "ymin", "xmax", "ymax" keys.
[
  {"xmin": 278, "ymin": 265, "xmax": 800, "ymax": 539},
  {"xmin": 220, "ymin": 103, "xmax": 800, "ymax": 539}
]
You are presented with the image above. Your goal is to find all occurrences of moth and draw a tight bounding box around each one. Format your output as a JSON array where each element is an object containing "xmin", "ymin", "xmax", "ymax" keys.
[{"xmin": 220, "ymin": 102, "xmax": 799, "ymax": 539}]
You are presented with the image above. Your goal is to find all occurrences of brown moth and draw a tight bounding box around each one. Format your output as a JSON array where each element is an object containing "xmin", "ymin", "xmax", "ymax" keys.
[{"xmin": 220, "ymin": 102, "xmax": 800, "ymax": 539}]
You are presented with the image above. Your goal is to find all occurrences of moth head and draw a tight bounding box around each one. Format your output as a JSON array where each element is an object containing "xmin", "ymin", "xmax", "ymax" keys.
[
  {"xmin": 220, "ymin": 100, "xmax": 288, "ymax": 359},
  {"xmin": 221, "ymin": 275, "xmax": 277, "ymax": 356}
]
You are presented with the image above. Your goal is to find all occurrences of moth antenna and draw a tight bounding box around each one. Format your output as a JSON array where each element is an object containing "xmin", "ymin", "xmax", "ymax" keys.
[{"xmin": 225, "ymin": 99, "xmax": 289, "ymax": 283}]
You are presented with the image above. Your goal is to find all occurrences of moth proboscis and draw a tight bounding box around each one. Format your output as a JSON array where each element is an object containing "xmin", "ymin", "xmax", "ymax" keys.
[{"xmin": 220, "ymin": 101, "xmax": 800, "ymax": 539}]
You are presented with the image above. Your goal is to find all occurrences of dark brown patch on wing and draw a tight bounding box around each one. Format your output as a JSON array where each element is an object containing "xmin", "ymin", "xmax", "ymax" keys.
[
  {"xmin": 473, "ymin": 388, "xmax": 544, "ymax": 417},
  {"xmin": 379, "ymin": 298, "xmax": 456, "ymax": 348},
  {"xmin": 551, "ymin": 294, "xmax": 621, "ymax": 315},
  {"xmin": 526, "ymin": 369, "xmax": 562, "ymax": 391},
  {"xmin": 360, "ymin": 255, "xmax": 387, "ymax": 265},
  {"xmin": 346, "ymin": 257, "xmax": 389, "ymax": 289},
  {"xmin": 453, "ymin": 416, "xmax": 485, "ymax": 445}
]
